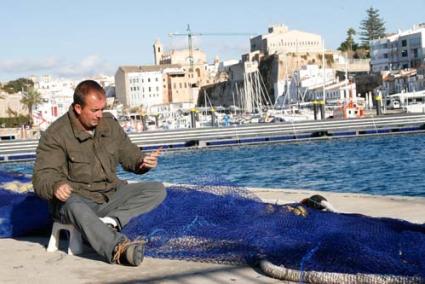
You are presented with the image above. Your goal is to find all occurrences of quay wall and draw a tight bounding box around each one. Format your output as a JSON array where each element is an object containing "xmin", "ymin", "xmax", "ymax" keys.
[{"xmin": 1, "ymin": 114, "xmax": 425, "ymax": 162}]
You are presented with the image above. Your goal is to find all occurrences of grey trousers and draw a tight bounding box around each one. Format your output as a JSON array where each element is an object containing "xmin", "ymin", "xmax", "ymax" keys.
[{"xmin": 51, "ymin": 182, "xmax": 166, "ymax": 263}]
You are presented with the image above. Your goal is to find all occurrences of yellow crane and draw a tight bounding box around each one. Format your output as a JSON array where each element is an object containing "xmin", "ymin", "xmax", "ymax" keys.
[{"xmin": 168, "ymin": 24, "xmax": 254, "ymax": 72}]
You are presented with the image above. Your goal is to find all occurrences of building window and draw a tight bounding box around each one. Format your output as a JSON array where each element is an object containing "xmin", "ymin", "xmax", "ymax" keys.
[
  {"xmin": 413, "ymin": 48, "xmax": 418, "ymax": 58},
  {"xmin": 401, "ymin": 50, "xmax": 408, "ymax": 57},
  {"xmin": 149, "ymin": 87, "xmax": 151, "ymax": 92},
  {"xmin": 401, "ymin": 40, "xmax": 407, "ymax": 47},
  {"xmin": 409, "ymin": 37, "xmax": 421, "ymax": 46},
  {"xmin": 148, "ymin": 78, "xmax": 151, "ymax": 82},
  {"xmin": 383, "ymin": 53, "xmax": 388, "ymax": 59}
]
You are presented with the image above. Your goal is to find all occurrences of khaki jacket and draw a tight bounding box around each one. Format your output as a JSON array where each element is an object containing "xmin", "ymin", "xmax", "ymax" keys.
[{"xmin": 33, "ymin": 107, "xmax": 145, "ymax": 203}]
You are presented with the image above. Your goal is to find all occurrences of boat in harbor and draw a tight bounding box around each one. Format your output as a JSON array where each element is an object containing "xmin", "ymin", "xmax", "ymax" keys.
[{"xmin": 266, "ymin": 106, "xmax": 315, "ymax": 122}]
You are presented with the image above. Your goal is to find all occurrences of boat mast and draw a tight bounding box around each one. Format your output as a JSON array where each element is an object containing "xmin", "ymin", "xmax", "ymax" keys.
[{"xmin": 322, "ymin": 40, "xmax": 326, "ymax": 106}]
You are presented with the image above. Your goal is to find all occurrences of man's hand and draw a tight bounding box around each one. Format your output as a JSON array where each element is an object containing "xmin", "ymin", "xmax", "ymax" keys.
[
  {"xmin": 139, "ymin": 147, "xmax": 162, "ymax": 170},
  {"xmin": 54, "ymin": 183, "xmax": 73, "ymax": 202}
]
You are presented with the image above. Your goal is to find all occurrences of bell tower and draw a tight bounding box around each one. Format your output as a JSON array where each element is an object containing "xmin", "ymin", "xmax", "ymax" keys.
[{"xmin": 153, "ymin": 40, "xmax": 163, "ymax": 65}]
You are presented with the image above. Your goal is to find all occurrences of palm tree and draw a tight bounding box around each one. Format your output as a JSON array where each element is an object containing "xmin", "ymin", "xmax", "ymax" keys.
[{"xmin": 20, "ymin": 87, "xmax": 43, "ymax": 126}]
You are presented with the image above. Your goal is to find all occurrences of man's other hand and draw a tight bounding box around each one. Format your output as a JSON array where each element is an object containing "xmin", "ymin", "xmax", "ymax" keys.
[
  {"xmin": 139, "ymin": 147, "xmax": 162, "ymax": 170},
  {"xmin": 54, "ymin": 183, "xmax": 73, "ymax": 202}
]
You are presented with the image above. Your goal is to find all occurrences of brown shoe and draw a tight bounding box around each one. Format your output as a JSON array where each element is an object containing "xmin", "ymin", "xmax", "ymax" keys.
[{"xmin": 113, "ymin": 239, "xmax": 145, "ymax": 266}]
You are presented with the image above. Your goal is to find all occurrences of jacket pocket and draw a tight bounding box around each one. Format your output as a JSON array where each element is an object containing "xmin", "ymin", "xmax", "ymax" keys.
[
  {"xmin": 68, "ymin": 151, "xmax": 92, "ymax": 183},
  {"xmin": 105, "ymin": 144, "xmax": 119, "ymax": 169}
]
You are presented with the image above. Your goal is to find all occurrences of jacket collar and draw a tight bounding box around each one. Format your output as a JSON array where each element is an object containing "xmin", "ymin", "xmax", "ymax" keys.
[{"xmin": 68, "ymin": 105, "xmax": 111, "ymax": 141}]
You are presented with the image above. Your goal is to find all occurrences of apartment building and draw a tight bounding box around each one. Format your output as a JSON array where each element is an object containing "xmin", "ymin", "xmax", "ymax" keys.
[
  {"xmin": 115, "ymin": 64, "xmax": 197, "ymax": 111},
  {"xmin": 370, "ymin": 24, "xmax": 425, "ymax": 72},
  {"xmin": 381, "ymin": 69, "xmax": 425, "ymax": 97}
]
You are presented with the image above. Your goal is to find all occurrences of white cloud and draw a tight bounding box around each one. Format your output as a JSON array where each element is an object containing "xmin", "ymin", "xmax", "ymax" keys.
[
  {"xmin": 0, "ymin": 57, "xmax": 60, "ymax": 73},
  {"xmin": 56, "ymin": 55, "xmax": 115, "ymax": 78},
  {"xmin": 0, "ymin": 55, "xmax": 115, "ymax": 81}
]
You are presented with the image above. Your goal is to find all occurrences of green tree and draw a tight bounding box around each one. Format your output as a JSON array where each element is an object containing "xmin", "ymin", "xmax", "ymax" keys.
[
  {"xmin": 359, "ymin": 7, "xmax": 386, "ymax": 48},
  {"xmin": 3, "ymin": 78, "xmax": 34, "ymax": 94},
  {"xmin": 20, "ymin": 87, "xmax": 43, "ymax": 126},
  {"xmin": 338, "ymin": 27, "xmax": 359, "ymax": 58}
]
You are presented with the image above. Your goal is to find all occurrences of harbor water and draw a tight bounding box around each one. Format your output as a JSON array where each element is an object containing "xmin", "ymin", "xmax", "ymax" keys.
[{"xmin": 1, "ymin": 133, "xmax": 425, "ymax": 197}]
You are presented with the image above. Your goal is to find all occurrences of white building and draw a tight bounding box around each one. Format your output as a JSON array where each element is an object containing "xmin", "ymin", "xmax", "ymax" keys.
[
  {"xmin": 30, "ymin": 76, "xmax": 77, "ymax": 129},
  {"xmin": 370, "ymin": 23, "xmax": 425, "ymax": 72},
  {"xmin": 305, "ymin": 80, "xmax": 357, "ymax": 103},
  {"xmin": 115, "ymin": 64, "xmax": 197, "ymax": 110},
  {"xmin": 275, "ymin": 65, "xmax": 356, "ymax": 105},
  {"xmin": 250, "ymin": 25, "xmax": 324, "ymax": 56},
  {"xmin": 90, "ymin": 74, "xmax": 115, "ymax": 88},
  {"xmin": 380, "ymin": 69, "xmax": 425, "ymax": 97},
  {"xmin": 127, "ymin": 70, "xmax": 163, "ymax": 108},
  {"xmin": 31, "ymin": 75, "xmax": 76, "ymax": 95}
]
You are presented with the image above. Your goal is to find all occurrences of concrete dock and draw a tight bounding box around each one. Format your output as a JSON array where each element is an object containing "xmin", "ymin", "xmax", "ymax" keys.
[{"xmin": 1, "ymin": 188, "xmax": 424, "ymax": 284}]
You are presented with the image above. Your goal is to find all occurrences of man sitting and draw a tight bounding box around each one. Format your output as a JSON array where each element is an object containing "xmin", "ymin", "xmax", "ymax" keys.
[{"xmin": 33, "ymin": 80, "xmax": 166, "ymax": 266}]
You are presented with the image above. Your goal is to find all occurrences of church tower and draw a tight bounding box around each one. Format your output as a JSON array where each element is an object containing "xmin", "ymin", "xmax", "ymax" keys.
[{"xmin": 153, "ymin": 40, "xmax": 163, "ymax": 65}]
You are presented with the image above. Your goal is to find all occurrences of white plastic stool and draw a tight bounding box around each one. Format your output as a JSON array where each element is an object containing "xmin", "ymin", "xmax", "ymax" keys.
[{"xmin": 47, "ymin": 222, "xmax": 83, "ymax": 255}]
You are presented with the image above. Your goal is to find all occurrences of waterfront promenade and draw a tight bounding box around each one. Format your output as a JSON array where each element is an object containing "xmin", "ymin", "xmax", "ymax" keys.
[{"xmin": 1, "ymin": 188, "xmax": 424, "ymax": 284}]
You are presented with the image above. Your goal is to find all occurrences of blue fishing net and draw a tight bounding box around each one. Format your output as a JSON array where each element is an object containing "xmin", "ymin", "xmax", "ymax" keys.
[
  {"xmin": 0, "ymin": 171, "xmax": 51, "ymax": 237},
  {"xmin": 0, "ymin": 170, "xmax": 424, "ymax": 279},
  {"xmin": 122, "ymin": 184, "xmax": 425, "ymax": 278},
  {"xmin": 0, "ymin": 169, "xmax": 32, "ymax": 184}
]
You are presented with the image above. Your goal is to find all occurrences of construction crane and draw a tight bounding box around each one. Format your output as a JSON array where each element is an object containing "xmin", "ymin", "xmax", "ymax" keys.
[{"xmin": 168, "ymin": 24, "xmax": 255, "ymax": 73}]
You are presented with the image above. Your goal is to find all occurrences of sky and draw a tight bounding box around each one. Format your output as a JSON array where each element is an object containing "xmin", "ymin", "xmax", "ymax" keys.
[{"xmin": 1, "ymin": 0, "xmax": 424, "ymax": 82}]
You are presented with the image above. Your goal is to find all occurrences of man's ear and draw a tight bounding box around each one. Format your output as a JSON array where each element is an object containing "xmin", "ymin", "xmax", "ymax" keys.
[{"xmin": 74, "ymin": 104, "xmax": 82, "ymax": 115}]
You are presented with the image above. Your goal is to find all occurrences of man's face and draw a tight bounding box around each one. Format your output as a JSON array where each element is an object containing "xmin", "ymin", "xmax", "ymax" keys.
[{"xmin": 74, "ymin": 92, "xmax": 106, "ymax": 130}]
